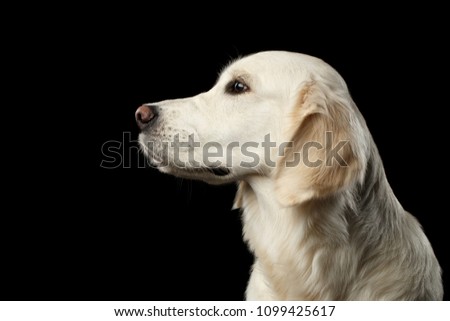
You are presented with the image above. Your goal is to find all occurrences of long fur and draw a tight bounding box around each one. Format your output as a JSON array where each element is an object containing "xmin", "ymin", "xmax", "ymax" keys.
[{"xmin": 138, "ymin": 51, "xmax": 443, "ymax": 300}]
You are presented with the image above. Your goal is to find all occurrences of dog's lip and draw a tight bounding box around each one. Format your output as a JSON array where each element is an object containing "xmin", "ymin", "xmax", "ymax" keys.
[
  {"xmin": 145, "ymin": 154, "xmax": 231, "ymax": 177},
  {"xmin": 167, "ymin": 166, "xmax": 231, "ymax": 177},
  {"xmin": 183, "ymin": 166, "xmax": 231, "ymax": 177},
  {"xmin": 146, "ymin": 153, "xmax": 164, "ymax": 167},
  {"xmin": 207, "ymin": 167, "xmax": 230, "ymax": 177}
]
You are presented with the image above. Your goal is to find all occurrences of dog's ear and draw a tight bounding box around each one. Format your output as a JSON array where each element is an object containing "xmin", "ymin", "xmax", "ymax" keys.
[{"xmin": 274, "ymin": 82, "xmax": 364, "ymax": 207}]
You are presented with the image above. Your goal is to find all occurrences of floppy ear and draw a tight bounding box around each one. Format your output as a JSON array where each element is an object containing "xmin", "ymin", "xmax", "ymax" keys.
[{"xmin": 274, "ymin": 82, "xmax": 363, "ymax": 207}]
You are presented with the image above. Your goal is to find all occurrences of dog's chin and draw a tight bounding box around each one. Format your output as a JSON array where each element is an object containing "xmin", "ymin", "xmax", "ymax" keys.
[
  {"xmin": 140, "ymin": 144, "xmax": 237, "ymax": 184},
  {"xmin": 158, "ymin": 165, "xmax": 235, "ymax": 185}
]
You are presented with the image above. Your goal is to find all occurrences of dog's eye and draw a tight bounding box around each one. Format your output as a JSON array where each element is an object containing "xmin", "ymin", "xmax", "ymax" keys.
[
  {"xmin": 227, "ymin": 80, "xmax": 249, "ymax": 94},
  {"xmin": 233, "ymin": 81, "xmax": 247, "ymax": 92}
]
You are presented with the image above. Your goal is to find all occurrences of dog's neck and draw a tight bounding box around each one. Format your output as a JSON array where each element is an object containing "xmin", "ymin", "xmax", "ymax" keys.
[
  {"xmin": 237, "ymin": 150, "xmax": 408, "ymax": 300},
  {"xmin": 238, "ymin": 175, "xmax": 351, "ymax": 299},
  {"xmin": 239, "ymin": 174, "xmax": 353, "ymax": 244},
  {"xmin": 245, "ymin": 175, "xmax": 289, "ymax": 216}
]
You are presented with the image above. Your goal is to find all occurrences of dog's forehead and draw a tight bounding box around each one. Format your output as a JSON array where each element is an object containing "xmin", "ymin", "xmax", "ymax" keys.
[
  {"xmin": 221, "ymin": 51, "xmax": 320, "ymax": 83},
  {"xmin": 225, "ymin": 51, "xmax": 295, "ymax": 75}
]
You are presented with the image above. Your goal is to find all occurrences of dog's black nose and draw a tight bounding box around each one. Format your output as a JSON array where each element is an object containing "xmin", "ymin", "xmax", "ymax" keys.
[{"xmin": 135, "ymin": 105, "xmax": 158, "ymax": 130}]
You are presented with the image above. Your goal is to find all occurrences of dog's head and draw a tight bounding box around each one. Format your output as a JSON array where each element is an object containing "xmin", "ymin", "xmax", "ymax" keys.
[{"xmin": 137, "ymin": 51, "xmax": 369, "ymax": 205}]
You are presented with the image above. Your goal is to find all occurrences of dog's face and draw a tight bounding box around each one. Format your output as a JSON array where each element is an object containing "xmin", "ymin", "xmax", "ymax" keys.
[
  {"xmin": 137, "ymin": 51, "xmax": 367, "ymax": 197},
  {"xmin": 137, "ymin": 51, "xmax": 298, "ymax": 183}
]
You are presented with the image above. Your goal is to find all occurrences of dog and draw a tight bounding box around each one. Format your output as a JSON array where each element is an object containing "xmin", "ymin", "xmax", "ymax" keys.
[{"xmin": 136, "ymin": 51, "xmax": 443, "ymax": 300}]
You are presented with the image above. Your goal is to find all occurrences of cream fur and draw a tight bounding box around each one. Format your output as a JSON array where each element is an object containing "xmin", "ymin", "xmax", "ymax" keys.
[{"xmin": 138, "ymin": 51, "xmax": 443, "ymax": 300}]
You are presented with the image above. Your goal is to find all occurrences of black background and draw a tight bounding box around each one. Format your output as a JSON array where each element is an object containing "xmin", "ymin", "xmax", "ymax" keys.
[{"xmin": 3, "ymin": 7, "xmax": 448, "ymax": 300}]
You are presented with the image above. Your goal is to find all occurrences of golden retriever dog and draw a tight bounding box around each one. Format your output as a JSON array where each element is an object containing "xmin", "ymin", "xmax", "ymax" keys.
[{"xmin": 136, "ymin": 51, "xmax": 443, "ymax": 300}]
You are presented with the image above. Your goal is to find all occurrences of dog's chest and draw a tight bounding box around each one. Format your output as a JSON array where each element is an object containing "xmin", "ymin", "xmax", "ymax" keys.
[
  {"xmin": 241, "ymin": 196, "xmax": 316, "ymax": 293},
  {"xmin": 243, "ymin": 202, "xmax": 303, "ymax": 256}
]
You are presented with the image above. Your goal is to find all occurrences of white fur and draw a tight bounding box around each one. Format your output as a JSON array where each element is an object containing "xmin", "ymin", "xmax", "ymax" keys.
[{"xmin": 138, "ymin": 51, "xmax": 443, "ymax": 300}]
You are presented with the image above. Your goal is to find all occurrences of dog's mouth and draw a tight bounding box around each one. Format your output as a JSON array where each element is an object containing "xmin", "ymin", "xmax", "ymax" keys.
[
  {"xmin": 177, "ymin": 166, "xmax": 231, "ymax": 177},
  {"xmin": 155, "ymin": 165, "xmax": 234, "ymax": 184},
  {"xmin": 142, "ymin": 153, "xmax": 231, "ymax": 178},
  {"xmin": 207, "ymin": 167, "xmax": 230, "ymax": 177},
  {"xmin": 149, "ymin": 157, "xmax": 232, "ymax": 179},
  {"xmin": 139, "ymin": 138, "xmax": 233, "ymax": 181}
]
